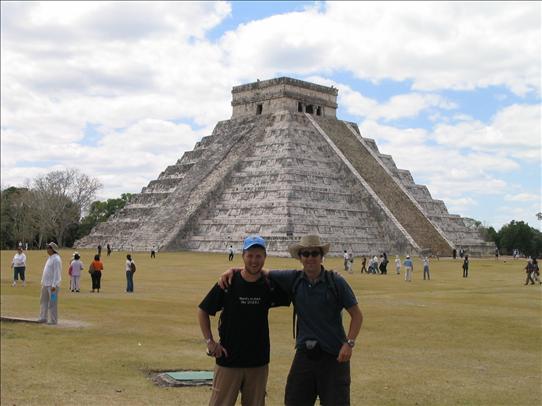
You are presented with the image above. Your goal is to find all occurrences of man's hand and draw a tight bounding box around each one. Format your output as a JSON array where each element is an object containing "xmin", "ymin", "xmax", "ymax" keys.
[
  {"xmin": 337, "ymin": 343, "xmax": 352, "ymax": 363},
  {"xmin": 218, "ymin": 268, "xmax": 242, "ymax": 289},
  {"xmin": 207, "ymin": 340, "xmax": 228, "ymax": 358},
  {"xmin": 51, "ymin": 287, "xmax": 56, "ymax": 292}
]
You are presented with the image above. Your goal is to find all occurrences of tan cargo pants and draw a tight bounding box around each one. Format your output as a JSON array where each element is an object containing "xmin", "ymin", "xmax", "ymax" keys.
[{"xmin": 209, "ymin": 364, "xmax": 268, "ymax": 406}]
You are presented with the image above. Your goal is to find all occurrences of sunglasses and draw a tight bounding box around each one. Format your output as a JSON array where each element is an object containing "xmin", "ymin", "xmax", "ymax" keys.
[{"xmin": 299, "ymin": 250, "xmax": 322, "ymax": 258}]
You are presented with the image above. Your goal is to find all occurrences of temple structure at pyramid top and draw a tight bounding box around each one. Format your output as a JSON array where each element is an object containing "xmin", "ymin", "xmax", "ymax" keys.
[
  {"xmin": 231, "ymin": 77, "xmax": 338, "ymax": 118},
  {"xmin": 76, "ymin": 77, "xmax": 494, "ymax": 256}
]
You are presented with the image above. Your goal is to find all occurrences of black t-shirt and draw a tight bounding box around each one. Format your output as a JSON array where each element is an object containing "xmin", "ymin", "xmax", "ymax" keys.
[{"xmin": 199, "ymin": 272, "xmax": 290, "ymax": 367}]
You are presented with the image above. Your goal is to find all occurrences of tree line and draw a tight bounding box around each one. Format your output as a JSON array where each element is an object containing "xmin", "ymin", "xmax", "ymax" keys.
[
  {"xmin": 1, "ymin": 168, "xmax": 131, "ymax": 249},
  {"xmin": 482, "ymin": 221, "xmax": 542, "ymax": 258}
]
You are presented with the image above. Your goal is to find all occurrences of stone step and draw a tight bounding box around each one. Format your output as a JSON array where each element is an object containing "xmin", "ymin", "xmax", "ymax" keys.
[{"xmin": 312, "ymin": 116, "xmax": 453, "ymax": 255}]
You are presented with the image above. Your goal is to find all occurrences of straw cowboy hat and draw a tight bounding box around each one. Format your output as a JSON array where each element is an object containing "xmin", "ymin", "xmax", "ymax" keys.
[
  {"xmin": 288, "ymin": 235, "xmax": 330, "ymax": 258},
  {"xmin": 47, "ymin": 242, "xmax": 59, "ymax": 253}
]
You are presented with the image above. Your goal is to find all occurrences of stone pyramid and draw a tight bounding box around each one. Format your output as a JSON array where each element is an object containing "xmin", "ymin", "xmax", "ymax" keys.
[{"xmin": 76, "ymin": 77, "xmax": 493, "ymax": 256}]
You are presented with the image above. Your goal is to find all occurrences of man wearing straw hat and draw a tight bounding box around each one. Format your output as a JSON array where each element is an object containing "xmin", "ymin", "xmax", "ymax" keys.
[
  {"xmin": 221, "ymin": 234, "xmax": 363, "ymax": 405},
  {"xmin": 38, "ymin": 242, "xmax": 62, "ymax": 325}
]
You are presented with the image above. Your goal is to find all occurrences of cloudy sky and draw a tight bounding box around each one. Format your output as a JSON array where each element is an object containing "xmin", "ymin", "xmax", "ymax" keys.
[{"xmin": 1, "ymin": 1, "xmax": 540, "ymax": 230}]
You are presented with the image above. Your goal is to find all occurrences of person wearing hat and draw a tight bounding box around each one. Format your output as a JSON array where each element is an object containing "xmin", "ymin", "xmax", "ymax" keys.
[
  {"xmin": 282, "ymin": 235, "xmax": 362, "ymax": 406},
  {"xmin": 198, "ymin": 235, "xmax": 290, "ymax": 406},
  {"xmin": 403, "ymin": 255, "xmax": 413, "ymax": 282},
  {"xmin": 11, "ymin": 246, "xmax": 27, "ymax": 287},
  {"xmin": 38, "ymin": 242, "xmax": 62, "ymax": 324},
  {"xmin": 220, "ymin": 234, "xmax": 363, "ymax": 405},
  {"xmin": 69, "ymin": 252, "xmax": 84, "ymax": 292}
]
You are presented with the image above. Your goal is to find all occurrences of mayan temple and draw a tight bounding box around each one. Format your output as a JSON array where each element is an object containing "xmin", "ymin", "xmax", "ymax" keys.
[{"xmin": 76, "ymin": 77, "xmax": 493, "ymax": 256}]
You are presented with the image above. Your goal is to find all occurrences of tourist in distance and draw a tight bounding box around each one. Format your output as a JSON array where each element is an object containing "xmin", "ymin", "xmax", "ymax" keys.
[
  {"xmin": 404, "ymin": 255, "xmax": 413, "ymax": 282},
  {"xmin": 423, "ymin": 256, "xmax": 430, "ymax": 280},
  {"xmin": 126, "ymin": 254, "xmax": 136, "ymax": 293},
  {"xmin": 346, "ymin": 250, "xmax": 354, "ymax": 274},
  {"xmin": 89, "ymin": 254, "xmax": 104, "ymax": 293},
  {"xmin": 360, "ymin": 255, "xmax": 367, "ymax": 273},
  {"xmin": 106, "ymin": 243, "xmax": 112, "ymax": 256},
  {"xmin": 69, "ymin": 252, "xmax": 84, "ymax": 292},
  {"xmin": 532, "ymin": 258, "xmax": 540, "ymax": 284},
  {"xmin": 524, "ymin": 258, "xmax": 536, "ymax": 285},
  {"xmin": 343, "ymin": 250, "xmax": 349, "ymax": 271},
  {"xmin": 379, "ymin": 253, "xmax": 388, "ymax": 275},
  {"xmin": 395, "ymin": 255, "xmax": 401, "ymax": 275},
  {"xmin": 38, "ymin": 242, "xmax": 62, "ymax": 325},
  {"xmin": 198, "ymin": 235, "xmax": 290, "ymax": 406},
  {"xmin": 370, "ymin": 255, "xmax": 379, "ymax": 274},
  {"xmin": 11, "ymin": 246, "xmax": 27, "ymax": 287},
  {"xmin": 97, "ymin": 244, "xmax": 102, "ymax": 256},
  {"xmin": 462, "ymin": 255, "xmax": 469, "ymax": 278},
  {"xmin": 150, "ymin": 246, "xmax": 156, "ymax": 258},
  {"xmin": 220, "ymin": 234, "xmax": 363, "ymax": 406},
  {"xmin": 227, "ymin": 245, "xmax": 235, "ymax": 261}
]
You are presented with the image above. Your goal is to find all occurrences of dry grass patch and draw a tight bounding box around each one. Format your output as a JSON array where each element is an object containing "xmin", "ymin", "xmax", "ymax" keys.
[{"xmin": 1, "ymin": 250, "xmax": 540, "ymax": 405}]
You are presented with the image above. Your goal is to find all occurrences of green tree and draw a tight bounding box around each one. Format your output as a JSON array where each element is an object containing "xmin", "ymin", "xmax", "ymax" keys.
[
  {"xmin": 0, "ymin": 187, "xmax": 40, "ymax": 249},
  {"xmin": 77, "ymin": 193, "xmax": 132, "ymax": 239},
  {"xmin": 498, "ymin": 220, "xmax": 541, "ymax": 257},
  {"xmin": 481, "ymin": 226, "xmax": 499, "ymax": 247}
]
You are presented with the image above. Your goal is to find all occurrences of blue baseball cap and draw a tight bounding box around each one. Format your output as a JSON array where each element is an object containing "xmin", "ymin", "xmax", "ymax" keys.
[{"xmin": 243, "ymin": 235, "xmax": 266, "ymax": 251}]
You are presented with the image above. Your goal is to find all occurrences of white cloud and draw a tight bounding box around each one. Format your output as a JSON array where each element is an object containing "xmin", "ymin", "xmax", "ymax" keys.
[
  {"xmin": 1, "ymin": 1, "xmax": 234, "ymax": 196},
  {"xmin": 340, "ymin": 87, "xmax": 456, "ymax": 121},
  {"xmin": 504, "ymin": 193, "xmax": 541, "ymax": 202},
  {"xmin": 219, "ymin": 2, "xmax": 540, "ymax": 95},
  {"xmin": 357, "ymin": 120, "xmax": 516, "ymax": 202},
  {"xmin": 433, "ymin": 104, "xmax": 541, "ymax": 161}
]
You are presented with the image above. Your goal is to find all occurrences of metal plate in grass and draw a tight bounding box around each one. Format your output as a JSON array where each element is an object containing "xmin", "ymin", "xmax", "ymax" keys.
[{"xmin": 152, "ymin": 370, "xmax": 213, "ymax": 387}]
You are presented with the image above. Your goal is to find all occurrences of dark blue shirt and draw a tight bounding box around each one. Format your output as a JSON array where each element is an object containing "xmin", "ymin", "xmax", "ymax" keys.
[{"xmin": 269, "ymin": 268, "xmax": 358, "ymax": 356}]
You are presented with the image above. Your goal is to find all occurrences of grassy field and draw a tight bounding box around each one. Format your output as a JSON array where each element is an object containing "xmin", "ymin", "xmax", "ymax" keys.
[{"xmin": 1, "ymin": 249, "xmax": 541, "ymax": 406}]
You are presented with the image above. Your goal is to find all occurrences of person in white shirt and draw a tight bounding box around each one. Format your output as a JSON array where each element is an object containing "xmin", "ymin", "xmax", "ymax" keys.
[
  {"xmin": 70, "ymin": 252, "xmax": 84, "ymax": 293},
  {"xmin": 423, "ymin": 257, "xmax": 431, "ymax": 280},
  {"xmin": 395, "ymin": 255, "xmax": 401, "ymax": 275},
  {"xmin": 38, "ymin": 242, "xmax": 62, "ymax": 325},
  {"xmin": 346, "ymin": 251, "xmax": 354, "ymax": 273},
  {"xmin": 11, "ymin": 246, "xmax": 27, "ymax": 287}
]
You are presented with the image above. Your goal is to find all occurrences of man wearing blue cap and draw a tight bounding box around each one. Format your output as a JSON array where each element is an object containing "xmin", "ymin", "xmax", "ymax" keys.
[{"xmin": 198, "ymin": 235, "xmax": 290, "ymax": 406}]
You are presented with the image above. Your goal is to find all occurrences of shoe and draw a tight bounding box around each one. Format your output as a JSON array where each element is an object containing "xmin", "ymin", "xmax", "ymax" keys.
[
  {"xmin": 37, "ymin": 319, "xmax": 47, "ymax": 323},
  {"xmin": 76, "ymin": 290, "xmax": 80, "ymax": 292},
  {"xmin": 12, "ymin": 281, "xmax": 16, "ymax": 287},
  {"xmin": 47, "ymin": 321, "xmax": 57, "ymax": 325}
]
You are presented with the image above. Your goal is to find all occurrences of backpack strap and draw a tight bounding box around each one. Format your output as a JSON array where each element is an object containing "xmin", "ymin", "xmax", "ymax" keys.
[
  {"xmin": 323, "ymin": 269, "xmax": 340, "ymax": 302},
  {"xmin": 291, "ymin": 271, "xmax": 304, "ymax": 339}
]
